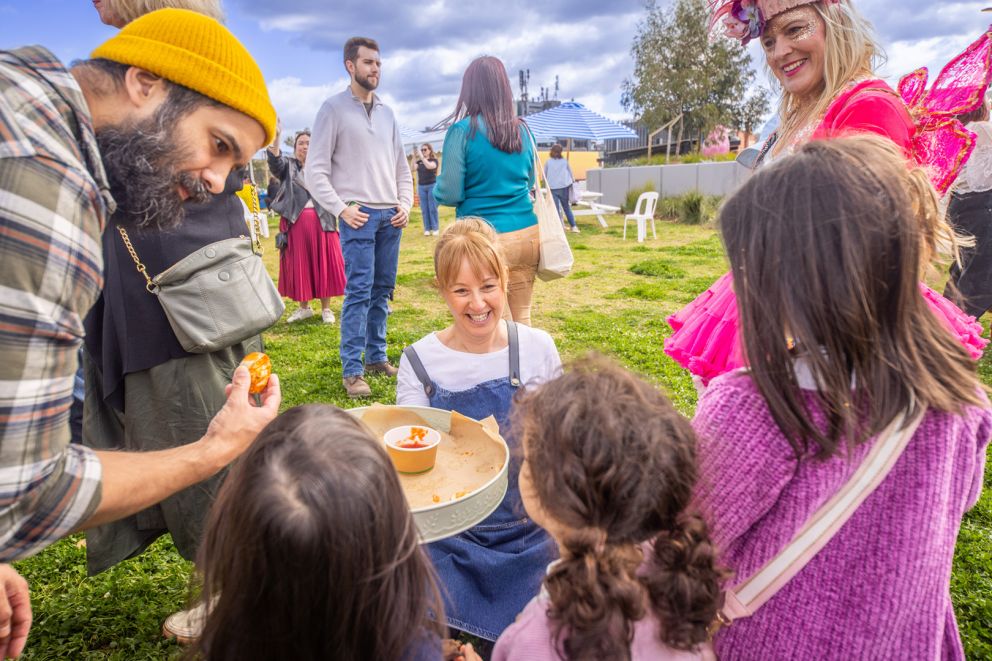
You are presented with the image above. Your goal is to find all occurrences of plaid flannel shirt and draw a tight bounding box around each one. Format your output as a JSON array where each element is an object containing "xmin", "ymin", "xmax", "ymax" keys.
[{"xmin": 0, "ymin": 46, "xmax": 113, "ymax": 560}]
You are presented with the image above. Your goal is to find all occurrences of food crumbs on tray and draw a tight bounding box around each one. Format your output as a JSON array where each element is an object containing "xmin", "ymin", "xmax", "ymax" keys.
[
  {"xmin": 432, "ymin": 494, "xmax": 441, "ymax": 503},
  {"xmin": 454, "ymin": 490, "xmax": 467, "ymax": 499}
]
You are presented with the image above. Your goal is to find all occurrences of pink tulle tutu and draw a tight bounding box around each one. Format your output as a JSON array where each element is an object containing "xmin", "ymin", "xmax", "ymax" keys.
[{"xmin": 664, "ymin": 273, "xmax": 987, "ymax": 383}]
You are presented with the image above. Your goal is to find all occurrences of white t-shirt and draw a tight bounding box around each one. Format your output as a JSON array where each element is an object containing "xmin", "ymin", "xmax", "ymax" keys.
[{"xmin": 396, "ymin": 324, "xmax": 563, "ymax": 407}]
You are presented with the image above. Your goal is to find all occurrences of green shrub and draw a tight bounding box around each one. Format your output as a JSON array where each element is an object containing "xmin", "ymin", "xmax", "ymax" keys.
[
  {"xmin": 658, "ymin": 196, "xmax": 681, "ymax": 219},
  {"xmin": 678, "ymin": 191, "xmax": 704, "ymax": 225},
  {"xmin": 618, "ymin": 151, "xmax": 739, "ymax": 167},
  {"xmin": 622, "ymin": 182, "xmax": 656, "ymax": 214},
  {"xmin": 701, "ymin": 194, "xmax": 723, "ymax": 225}
]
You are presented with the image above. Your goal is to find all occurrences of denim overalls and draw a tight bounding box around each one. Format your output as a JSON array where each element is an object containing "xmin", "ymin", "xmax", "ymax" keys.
[{"xmin": 402, "ymin": 321, "xmax": 556, "ymax": 641}]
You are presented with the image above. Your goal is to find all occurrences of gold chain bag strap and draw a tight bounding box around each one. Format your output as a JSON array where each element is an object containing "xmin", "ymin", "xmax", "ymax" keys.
[{"xmin": 117, "ymin": 189, "xmax": 285, "ymax": 353}]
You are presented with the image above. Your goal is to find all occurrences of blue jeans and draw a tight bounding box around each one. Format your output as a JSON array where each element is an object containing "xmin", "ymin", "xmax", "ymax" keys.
[
  {"xmin": 418, "ymin": 184, "xmax": 439, "ymax": 232},
  {"xmin": 551, "ymin": 186, "xmax": 576, "ymax": 228},
  {"xmin": 338, "ymin": 207, "xmax": 402, "ymax": 377}
]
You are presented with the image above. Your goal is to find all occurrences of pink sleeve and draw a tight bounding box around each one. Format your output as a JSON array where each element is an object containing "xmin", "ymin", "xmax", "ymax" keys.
[
  {"xmin": 965, "ymin": 407, "xmax": 992, "ymax": 510},
  {"xmin": 820, "ymin": 92, "xmax": 915, "ymax": 157},
  {"xmin": 690, "ymin": 376, "xmax": 798, "ymax": 552},
  {"xmin": 491, "ymin": 598, "xmax": 558, "ymax": 661}
]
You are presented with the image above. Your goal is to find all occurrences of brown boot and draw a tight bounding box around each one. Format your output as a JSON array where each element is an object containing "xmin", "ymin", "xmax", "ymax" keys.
[
  {"xmin": 365, "ymin": 361, "xmax": 398, "ymax": 377},
  {"xmin": 343, "ymin": 375, "xmax": 372, "ymax": 398}
]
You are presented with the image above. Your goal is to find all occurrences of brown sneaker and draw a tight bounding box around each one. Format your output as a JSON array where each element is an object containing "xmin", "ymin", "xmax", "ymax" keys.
[
  {"xmin": 343, "ymin": 375, "xmax": 372, "ymax": 398},
  {"xmin": 365, "ymin": 361, "xmax": 398, "ymax": 377}
]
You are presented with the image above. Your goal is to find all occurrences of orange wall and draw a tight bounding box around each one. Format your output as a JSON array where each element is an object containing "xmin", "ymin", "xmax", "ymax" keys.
[{"xmin": 536, "ymin": 150, "xmax": 601, "ymax": 181}]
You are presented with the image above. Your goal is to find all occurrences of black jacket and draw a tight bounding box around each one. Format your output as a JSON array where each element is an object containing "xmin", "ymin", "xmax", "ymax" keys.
[{"xmin": 267, "ymin": 150, "xmax": 337, "ymax": 231}]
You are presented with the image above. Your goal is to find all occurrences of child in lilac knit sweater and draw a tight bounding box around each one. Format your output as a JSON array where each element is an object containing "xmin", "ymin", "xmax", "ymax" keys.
[
  {"xmin": 692, "ymin": 137, "xmax": 992, "ymax": 660},
  {"xmin": 460, "ymin": 357, "xmax": 723, "ymax": 661}
]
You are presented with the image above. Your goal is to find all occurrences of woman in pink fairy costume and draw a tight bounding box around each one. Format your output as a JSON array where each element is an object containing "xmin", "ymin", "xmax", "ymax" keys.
[{"xmin": 665, "ymin": 0, "xmax": 992, "ymax": 383}]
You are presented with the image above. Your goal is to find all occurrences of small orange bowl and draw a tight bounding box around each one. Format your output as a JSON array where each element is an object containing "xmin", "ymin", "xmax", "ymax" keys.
[{"xmin": 384, "ymin": 425, "xmax": 441, "ymax": 474}]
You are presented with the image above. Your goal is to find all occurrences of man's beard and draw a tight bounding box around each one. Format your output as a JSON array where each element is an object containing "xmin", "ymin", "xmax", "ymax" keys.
[
  {"xmin": 96, "ymin": 99, "xmax": 210, "ymax": 231},
  {"xmin": 355, "ymin": 71, "xmax": 379, "ymax": 92}
]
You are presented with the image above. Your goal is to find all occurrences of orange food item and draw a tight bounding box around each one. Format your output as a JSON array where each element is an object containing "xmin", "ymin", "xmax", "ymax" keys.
[
  {"xmin": 397, "ymin": 426, "xmax": 431, "ymax": 449},
  {"xmin": 239, "ymin": 352, "xmax": 272, "ymax": 394}
]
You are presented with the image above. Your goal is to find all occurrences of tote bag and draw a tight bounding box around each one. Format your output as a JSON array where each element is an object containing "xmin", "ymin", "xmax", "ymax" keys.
[{"xmin": 525, "ymin": 126, "xmax": 574, "ymax": 281}]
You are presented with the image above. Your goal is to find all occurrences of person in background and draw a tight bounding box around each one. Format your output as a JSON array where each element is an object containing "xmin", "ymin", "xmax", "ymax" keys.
[
  {"xmin": 190, "ymin": 405, "xmax": 446, "ymax": 660},
  {"xmin": 397, "ymin": 218, "xmax": 561, "ymax": 647},
  {"xmin": 544, "ymin": 143, "xmax": 578, "ymax": 233},
  {"xmin": 94, "ymin": 0, "xmax": 224, "ymax": 26},
  {"xmin": 693, "ymin": 137, "xmax": 991, "ymax": 659},
  {"xmin": 434, "ymin": 56, "xmax": 540, "ymax": 326},
  {"xmin": 305, "ymin": 36, "xmax": 412, "ymax": 399},
  {"xmin": 945, "ymin": 99, "xmax": 992, "ymax": 319},
  {"xmin": 413, "ymin": 143, "xmax": 440, "ymax": 236},
  {"xmin": 268, "ymin": 127, "xmax": 346, "ymax": 324},
  {"xmin": 0, "ymin": 8, "xmax": 280, "ymax": 655}
]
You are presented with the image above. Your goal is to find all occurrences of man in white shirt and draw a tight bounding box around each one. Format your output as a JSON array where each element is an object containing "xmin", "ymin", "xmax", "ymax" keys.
[{"xmin": 305, "ymin": 37, "xmax": 412, "ymax": 398}]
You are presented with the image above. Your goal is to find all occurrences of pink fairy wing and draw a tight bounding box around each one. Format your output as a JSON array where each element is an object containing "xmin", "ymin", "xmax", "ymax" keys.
[
  {"xmin": 913, "ymin": 119, "xmax": 977, "ymax": 196},
  {"xmin": 898, "ymin": 68, "xmax": 929, "ymax": 108},
  {"xmin": 919, "ymin": 26, "xmax": 992, "ymax": 116}
]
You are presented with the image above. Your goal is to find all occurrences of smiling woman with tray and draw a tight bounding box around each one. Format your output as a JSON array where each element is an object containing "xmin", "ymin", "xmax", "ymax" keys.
[{"xmin": 396, "ymin": 217, "xmax": 562, "ymax": 644}]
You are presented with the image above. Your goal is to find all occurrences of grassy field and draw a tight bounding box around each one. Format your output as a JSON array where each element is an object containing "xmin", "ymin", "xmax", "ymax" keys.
[{"xmin": 12, "ymin": 207, "xmax": 992, "ymax": 658}]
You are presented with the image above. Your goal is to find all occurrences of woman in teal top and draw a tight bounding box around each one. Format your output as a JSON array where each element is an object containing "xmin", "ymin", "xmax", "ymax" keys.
[{"xmin": 435, "ymin": 56, "xmax": 540, "ymax": 326}]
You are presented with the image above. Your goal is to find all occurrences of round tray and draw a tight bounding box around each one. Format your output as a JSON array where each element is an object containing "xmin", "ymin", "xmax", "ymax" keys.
[{"xmin": 348, "ymin": 405, "xmax": 509, "ymax": 544}]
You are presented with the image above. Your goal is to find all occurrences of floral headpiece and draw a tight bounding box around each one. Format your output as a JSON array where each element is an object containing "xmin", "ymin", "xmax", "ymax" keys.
[{"xmin": 708, "ymin": 0, "xmax": 840, "ymax": 45}]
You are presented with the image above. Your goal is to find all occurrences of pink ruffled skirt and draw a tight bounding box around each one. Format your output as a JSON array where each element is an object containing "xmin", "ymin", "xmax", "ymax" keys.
[{"xmin": 664, "ymin": 272, "xmax": 987, "ymax": 383}]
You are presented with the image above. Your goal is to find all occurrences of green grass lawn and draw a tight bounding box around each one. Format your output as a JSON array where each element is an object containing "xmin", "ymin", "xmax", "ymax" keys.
[{"xmin": 13, "ymin": 207, "xmax": 992, "ymax": 658}]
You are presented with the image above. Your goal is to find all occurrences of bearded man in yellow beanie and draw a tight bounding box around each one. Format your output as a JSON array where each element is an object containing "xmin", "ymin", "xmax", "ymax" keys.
[{"xmin": 0, "ymin": 9, "xmax": 280, "ymax": 656}]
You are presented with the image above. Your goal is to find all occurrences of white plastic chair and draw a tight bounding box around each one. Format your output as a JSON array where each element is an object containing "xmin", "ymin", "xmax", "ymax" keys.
[{"xmin": 623, "ymin": 191, "xmax": 660, "ymax": 242}]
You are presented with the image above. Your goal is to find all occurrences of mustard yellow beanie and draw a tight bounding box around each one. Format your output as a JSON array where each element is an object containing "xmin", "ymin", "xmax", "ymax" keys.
[{"xmin": 91, "ymin": 8, "xmax": 276, "ymax": 144}]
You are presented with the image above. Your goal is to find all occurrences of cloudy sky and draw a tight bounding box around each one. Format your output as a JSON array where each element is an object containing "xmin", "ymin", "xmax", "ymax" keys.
[{"xmin": 3, "ymin": 0, "xmax": 989, "ymax": 141}]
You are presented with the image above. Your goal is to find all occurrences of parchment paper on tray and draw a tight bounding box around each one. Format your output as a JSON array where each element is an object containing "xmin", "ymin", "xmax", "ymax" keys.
[{"xmin": 358, "ymin": 405, "xmax": 507, "ymax": 510}]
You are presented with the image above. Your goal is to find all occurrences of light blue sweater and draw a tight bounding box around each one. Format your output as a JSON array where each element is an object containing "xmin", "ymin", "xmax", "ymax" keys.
[{"xmin": 434, "ymin": 117, "xmax": 537, "ymax": 233}]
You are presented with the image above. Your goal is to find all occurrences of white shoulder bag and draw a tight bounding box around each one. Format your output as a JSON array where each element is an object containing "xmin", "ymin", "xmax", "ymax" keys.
[{"xmin": 524, "ymin": 125, "xmax": 574, "ymax": 281}]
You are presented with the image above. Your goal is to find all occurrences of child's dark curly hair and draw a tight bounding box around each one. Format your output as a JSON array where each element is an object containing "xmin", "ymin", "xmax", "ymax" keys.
[{"xmin": 513, "ymin": 355, "xmax": 726, "ymax": 660}]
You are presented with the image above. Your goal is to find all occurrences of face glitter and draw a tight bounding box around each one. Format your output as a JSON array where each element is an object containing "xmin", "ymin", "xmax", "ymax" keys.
[{"xmin": 761, "ymin": 6, "xmax": 819, "ymax": 51}]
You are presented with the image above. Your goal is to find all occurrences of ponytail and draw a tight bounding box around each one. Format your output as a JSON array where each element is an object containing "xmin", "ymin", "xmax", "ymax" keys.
[
  {"xmin": 644, "ymin": 513, "xmax": 727, "ymax": 650},
  {"xmin": 545, "ymin": 528, "xmax": 646, "ymax": 661}
]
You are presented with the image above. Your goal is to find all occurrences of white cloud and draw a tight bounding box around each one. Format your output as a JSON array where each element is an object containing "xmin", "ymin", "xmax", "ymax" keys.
[{"xmin": 245, "ymin": 0, "xmax": 987, "ymax": 134}]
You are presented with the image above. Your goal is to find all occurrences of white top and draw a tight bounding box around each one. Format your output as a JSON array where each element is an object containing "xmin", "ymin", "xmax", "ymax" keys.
[
  {"xmin": 304, "ymin": 89, "xmax": 413, "ymax": 217},
  {"xmin": 396, "ymin": 323, "xmax": 563, "ymax": 406},
  {"xmin": 956, "ymin": 121, "xmax": 992, "ymax": 194}
]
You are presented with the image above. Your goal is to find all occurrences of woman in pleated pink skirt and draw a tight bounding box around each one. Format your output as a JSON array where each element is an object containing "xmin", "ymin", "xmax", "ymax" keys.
[{"xmin": 267, "ymin": 129, "xmax": 346, "ymax": 324}]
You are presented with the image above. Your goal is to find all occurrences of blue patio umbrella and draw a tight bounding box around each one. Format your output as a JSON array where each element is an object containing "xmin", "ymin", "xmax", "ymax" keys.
[{"xmin": 522, "ymin": 101, "xmax": 638, "ymax": 143}]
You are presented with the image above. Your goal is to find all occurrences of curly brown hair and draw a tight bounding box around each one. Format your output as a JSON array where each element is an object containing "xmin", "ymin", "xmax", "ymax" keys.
[{"xmin": 513, "ymin": 356, "xmax": 725, "ymax": 659}]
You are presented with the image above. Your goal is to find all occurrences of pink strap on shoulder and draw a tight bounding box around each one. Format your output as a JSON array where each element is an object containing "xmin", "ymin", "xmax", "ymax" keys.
[{"xmin": 720, "ymin": 406, "xmax": 926, "ymax": 623}]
